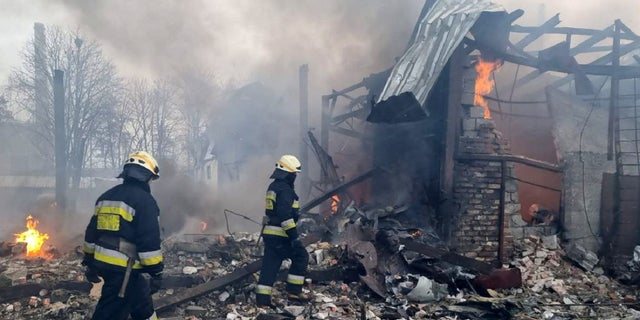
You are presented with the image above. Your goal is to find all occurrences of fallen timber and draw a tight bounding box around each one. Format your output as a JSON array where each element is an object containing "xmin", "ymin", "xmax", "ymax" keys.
[{"xmin": 155, "ymin": 169, "xmax": 379, "ymax": 311}]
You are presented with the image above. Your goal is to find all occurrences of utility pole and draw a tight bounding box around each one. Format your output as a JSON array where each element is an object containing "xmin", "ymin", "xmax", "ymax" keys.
[
  {"xmin": 53, "ymin": 70, "xmax": 67, "ymax": 212},
  {"xmin": 299, "ymin": 64, "xmax": 309, "ymax": 199}
]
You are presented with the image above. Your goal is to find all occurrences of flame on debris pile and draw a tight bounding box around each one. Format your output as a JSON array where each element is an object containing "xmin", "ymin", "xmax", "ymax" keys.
[
  {"xmin": 330, "ymin": 195, "xmax": 340, "ymax": 214},
  {"xmin": 474, "ymin": 57, "xmax": 502, "ymax": 119},
  {"xmin": 14, "ymin": 215, "xmax": 49, "ymax": 257},
  {"xmin": 200, "ymin": 221, "xmax": 208, "ymax": 233}
]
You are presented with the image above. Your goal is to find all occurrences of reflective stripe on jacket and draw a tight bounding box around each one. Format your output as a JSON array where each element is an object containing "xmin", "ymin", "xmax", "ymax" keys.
[
  {"xmin": 83, "ymin": 178, "xmax": 164, "ymax": 274},
  {"xmin": 263, "ymin": 176, "xmax": 300, "ymax": 239}
]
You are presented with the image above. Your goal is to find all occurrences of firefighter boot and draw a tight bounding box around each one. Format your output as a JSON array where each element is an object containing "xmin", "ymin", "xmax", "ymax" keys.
[
  {"xmin": 256, "ymin": 293, "xmax": 275, "ymax": 309},
  {"xmin": 287, "ymin": 292, "xmax": 312, "ymax": 304}
]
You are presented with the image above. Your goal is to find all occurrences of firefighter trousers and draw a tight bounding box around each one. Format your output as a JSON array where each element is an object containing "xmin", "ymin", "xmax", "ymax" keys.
[
  {"xmin": 91, "ymin": 270, "xmax": 157, "ymax": 320},
  {"xmin": 256, "ymin": 236, "xmax": 309, "ymax": 305}
]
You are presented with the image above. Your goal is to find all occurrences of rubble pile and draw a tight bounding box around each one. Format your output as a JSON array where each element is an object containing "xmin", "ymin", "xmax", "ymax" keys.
[
  {"xmin": 1, "ymin": 230, "xmax": 639, "ymax": 319},
  {"xmin": 0, "ymin": 251, "xmax": 93, "ymax": 320},
  {"xmin": 509, "ymin": 234, "xmax": 640, "ymax": 319}
]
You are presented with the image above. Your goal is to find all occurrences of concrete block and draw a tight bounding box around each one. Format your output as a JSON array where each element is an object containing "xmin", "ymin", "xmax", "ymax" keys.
[
  {"xmin": 462, "ymin": 118, "xmax": 477, "ymax": 131},
  {"xmin": 476, "ymin": 118, "xmax": 495, "ymax": 129},
  {"xmin": 469, "ymin": 106, "xmax": 485, "ymax": 118},
  {"xmin": 461, "ymin": 92, "xmax": 475, "ymax": 105}
]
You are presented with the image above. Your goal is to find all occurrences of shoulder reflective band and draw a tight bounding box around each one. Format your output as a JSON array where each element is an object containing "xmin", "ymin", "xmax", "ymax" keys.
[
  {"xmin": 266, "ymin": 191, "xmax": 276, "ymax": 210},
  {"xmin": 95, "ymin": 200, "xmax": 136, "ymax": 222}
]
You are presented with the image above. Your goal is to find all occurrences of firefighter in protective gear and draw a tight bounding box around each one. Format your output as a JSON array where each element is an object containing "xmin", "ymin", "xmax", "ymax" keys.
[
  {"xmin": 82, "ymin": 151, "xmax": 163, "ymax": 320},
  {"xmin": 256, "ymin": 155, "xmax": 310, "ymax": 307}
]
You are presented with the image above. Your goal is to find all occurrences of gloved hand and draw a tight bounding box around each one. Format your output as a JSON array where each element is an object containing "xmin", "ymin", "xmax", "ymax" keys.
[
  {"xmin": 291, "ymin": 238, "xmax": 305, "ymax": 250},
  {"xmin": 149, "ymin": 273, "xmax": 163, "ymax": 294},
  {"xmin": 84, "ymin": 267, "xmax": 101, "ymax": 284}
]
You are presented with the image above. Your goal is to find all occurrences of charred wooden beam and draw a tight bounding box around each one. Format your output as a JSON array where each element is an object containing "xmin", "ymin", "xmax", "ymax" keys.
[
  {"xmin": 154, "ymin": 235, "xmax": 320, "ymax": 312},
  {"xmin": 511, "ymin": 25, "xmax": 639, "ymax": 40},
  {"xmin": 516, "ymin": 25, "xmax": 614, "ymax": 87},
  {"xmin": 277, "ymin": 265, "xmax": 360, "ymax": 284},
  {"xmin": 0, "ymin": 281, "xmax": 91, "ymax": 304},
  {"xmin": 155, "ymin": 260, "xmax": 262, "ymax": 312},
  {"xmin": 515, "ymin": 14, "xmax": 560, "ymax": 49},
  {"xmin": 300, "ymin": 168, "xmax": 378, "ymax": 215},
  {"xmin": 399, "ymin": 238, "xmax": 495, "ymax": 275}
]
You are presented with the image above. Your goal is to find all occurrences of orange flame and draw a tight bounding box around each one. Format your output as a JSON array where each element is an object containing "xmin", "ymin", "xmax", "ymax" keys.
[
  {"xmin": 474, "ymin": 57, "xmax": 501, "ymax": 119},
  {"xmin": 200, "ymin": 221, "xmax": 207, "ymax": 233},
  {"xmin": 330, "ymin": 195, "xmax": 340, "ymax": 214},
  {"xmin": 14, "ymin": 215, "xmax": 49, "ymax": 257},
  {"xmin": 410, "ymin": 229, "xmax": 423, "ymax": 237}
]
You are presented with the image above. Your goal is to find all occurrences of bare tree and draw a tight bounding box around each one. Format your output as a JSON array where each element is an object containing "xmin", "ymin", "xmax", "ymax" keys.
[
  {"xmin": 175, "ymin": 70, "xmax": 225, "ymax": 177},
  {"xmin": 8, "ymin": 25, "xmax": 120, "ymax": 191},
  {"xmin": 0, "ymin": 94, "xmax": 12, "ymax": 122},
  {"xmin": 121, "ymin": 78, "xmax": 182, "ymax": 160}
]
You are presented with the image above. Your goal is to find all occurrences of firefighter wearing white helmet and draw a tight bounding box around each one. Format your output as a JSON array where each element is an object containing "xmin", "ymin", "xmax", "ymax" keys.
[
  {"xmin": 256, "ymin": 154, "xmax": 311, "ymax": 308},
  {"xmin": 83, "ymin": 150, "xmax": 163, "ymax": 320}
]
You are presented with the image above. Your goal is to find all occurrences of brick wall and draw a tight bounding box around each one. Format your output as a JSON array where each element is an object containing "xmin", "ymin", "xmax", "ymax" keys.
[{"xmin": 450, "ymin": 67, "xmax": 519, "ymax": 263}]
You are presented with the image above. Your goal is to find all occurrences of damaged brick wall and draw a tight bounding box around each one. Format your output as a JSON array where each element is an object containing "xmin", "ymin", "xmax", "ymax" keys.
[{"xmin": 449, "ymin": 67, "xmax": 519, "ymax": 263}]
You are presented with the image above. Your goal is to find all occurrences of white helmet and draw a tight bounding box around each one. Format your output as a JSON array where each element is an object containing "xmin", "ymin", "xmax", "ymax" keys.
[
  {"xmin": 124, "ymin": 151, "xmax": 160, "ymax": 179},
  {"xmin": 275, "ymin": 155, "xmax": 302, "ymax": 173}
]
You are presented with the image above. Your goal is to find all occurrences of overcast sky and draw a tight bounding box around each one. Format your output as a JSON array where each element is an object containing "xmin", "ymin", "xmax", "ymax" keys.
[{"xmin": 0, "ymin": 0, "xmax": 637, "ymax": 95}]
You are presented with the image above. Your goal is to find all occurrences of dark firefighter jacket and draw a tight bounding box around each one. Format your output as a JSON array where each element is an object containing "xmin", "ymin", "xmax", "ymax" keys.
[
  {"xmin": 82, "ymin": 178, "xmax": 164, "ymax": 274},
  {"xmin": 263, "ymin": 170, "xmax": 300, "ymax": 240}
]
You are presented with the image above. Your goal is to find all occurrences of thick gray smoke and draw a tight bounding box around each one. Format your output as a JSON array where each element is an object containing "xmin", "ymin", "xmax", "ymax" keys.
[{"xmin": 53, "ymin": 0, "xmax": 424, "ymax": 91}]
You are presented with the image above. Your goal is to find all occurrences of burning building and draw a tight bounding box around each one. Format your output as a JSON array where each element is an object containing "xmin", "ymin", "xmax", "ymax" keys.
[{"xmin": 315, "ymin": 0, "xmax": 640, "ymax": 275}]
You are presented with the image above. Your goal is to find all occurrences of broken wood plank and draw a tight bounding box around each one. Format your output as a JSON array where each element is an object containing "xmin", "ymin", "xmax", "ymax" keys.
[
  {"xmin": 399, "ymin": 238, "xmax": 495, "ymax": 275},
  {"xmin": 300, "ymin": 168, "xmax": 378, "ymax": 215},
  {"xmin": 277, "ymin": 265, "xmax": 360, "ymax": 284},
  {"xmin": 154, "ymin": 235, "xmax": 321, "ymax": 312},
  {"xmin": 154, "ymin": 260, "xmax": 262, "ymax": 312},
  {"xmin": 515, "ymin": 14, "xmax": 561, "ymax": 49},
  {"xmin": 0, "ymin": 281, "xmax": 91, "ymax": 303}
]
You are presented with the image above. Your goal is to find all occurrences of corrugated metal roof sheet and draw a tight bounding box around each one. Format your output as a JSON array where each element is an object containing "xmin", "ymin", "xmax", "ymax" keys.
[{"xmin": 378, "ymin": 0, "xmax": 504, "ymax": 108}]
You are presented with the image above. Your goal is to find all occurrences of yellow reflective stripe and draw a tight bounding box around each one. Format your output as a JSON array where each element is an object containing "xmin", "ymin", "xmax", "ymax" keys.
[
  {"xmin": 145, "ymin": 312, "xmax": 158, "ymax": 320},
  {"xmin": 95, "ymin": 200, "xmax": 135, "ymax": 222},
  {"xmin": 83, "ymin": 241, "xmax": 95, "ymax": 254},
  {"xmin": 138, "ymin": 250, "xmax": 163, "ymax": 266},
  {"xmin": 263, "ymin": 226, "xmax": 288, "ymax": 237},
  {"xmin": 281, "ymin": 218, "xmax": 296, "ymax": 231},
  {"xmin": 266, "ymin": 191, "xmax": 276, "ymax": 210},
  {"xmin": 287, "ymin": 274, "xmax": 305, "ymax": 285},
  {"xmin": 256, "ymin": 284, "xmax": 272, "ymax": 295},
  {"xmin": 94, "ymin": 245, "xmax": 142, "ymax": 269},
  {"xmin": 292, "ymin": 200, "xmax": 299, "ymax": 209}
]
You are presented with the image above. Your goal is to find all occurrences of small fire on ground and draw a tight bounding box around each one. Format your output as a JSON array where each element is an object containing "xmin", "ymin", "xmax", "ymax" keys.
[
  {"xmin": 200, "ymin": 221, "xmax": 208, "ymax": 233},
  {"xmin": 474, "ymin": 57, "xmax": 502, "ymax": 119},
  {"xmin": 14, "ymin": 215, "xmax": 49, "ymax": 257},
  {"xmin": 330, "ymin": 195, "xmax": 340, "ymax": 214}
]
